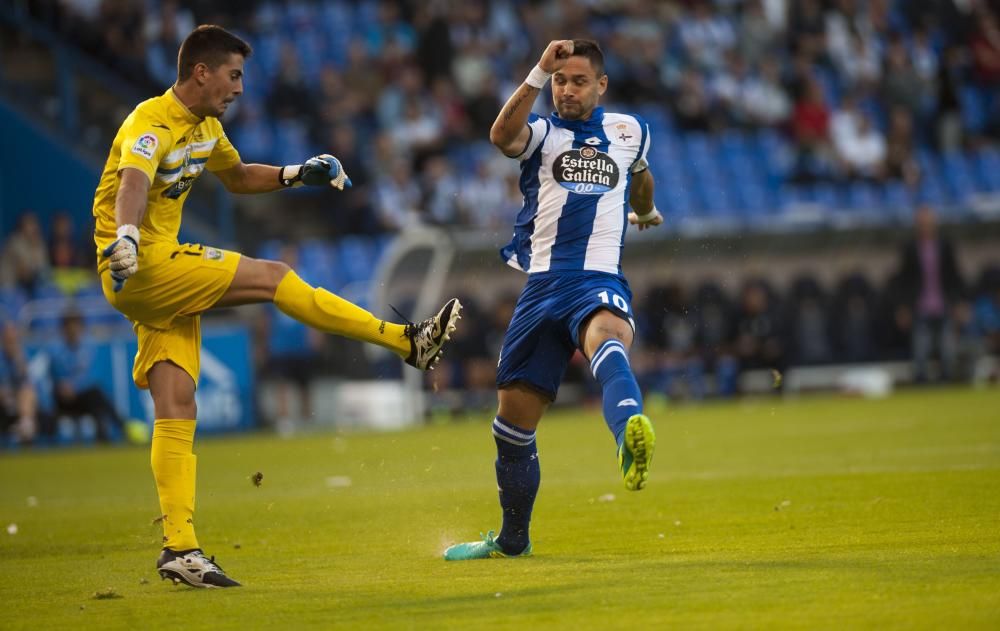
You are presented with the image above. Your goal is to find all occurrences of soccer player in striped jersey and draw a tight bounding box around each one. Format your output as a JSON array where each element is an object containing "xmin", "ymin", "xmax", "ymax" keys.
[
  {"xmin": 444, "ymin": 39, "xmax": 663, "ymax": 561},
  {"xmin": 95, "ymin": 25, "xmax": 461, "ymax": 587}
]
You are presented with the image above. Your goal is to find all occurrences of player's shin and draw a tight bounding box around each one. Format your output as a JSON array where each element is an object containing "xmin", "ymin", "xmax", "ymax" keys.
[
  {"xmin": 590, "ymin": 339, "xmax": 643, "ymax": 446},
  {"xmin": 493, "ymin": 416, "xmax": 540, "ymax": 555},
  {"xmin": 150, "ymin": 419, "xmax": 199, "ymax": 551},
  {"xmin": 273, "ymin": 270, "xmax": 409, "ymax": 355}
]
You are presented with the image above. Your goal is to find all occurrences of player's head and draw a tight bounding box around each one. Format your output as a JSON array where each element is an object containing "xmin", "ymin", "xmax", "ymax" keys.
[
  {"xmin": 552, "ymin": 39, "xmax": 607, "ymax": 120},
  {"xmin": 176, "ymin": 25, "xmax": 252, "ymax": 118}
]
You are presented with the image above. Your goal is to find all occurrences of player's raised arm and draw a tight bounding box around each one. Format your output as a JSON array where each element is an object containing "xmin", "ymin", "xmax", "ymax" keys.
[{"xmin": 490, "ymin": 40, "xmax": 574, "ymax": 157}]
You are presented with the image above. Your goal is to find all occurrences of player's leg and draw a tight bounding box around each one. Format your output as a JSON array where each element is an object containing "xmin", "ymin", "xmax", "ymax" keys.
[
  {"xmin": 444, "ymin": 384, "xmax": 547, "ymax": 561},
  {"xmin": 445, "ymin": 281, "xmax": 568, "ymax": 561},
  {"xmin": 139, "ymin": 322, "xmax": 240, "ymax": 588},
  {"xmin": 493, "ymin": 384, "xmax": 548, "ymax": 553},
  {"xmin": 214, "ymin": 255, "xmax": 461, "ymax": 370},
  {"xmin": 580, "ymin": 309, "xmax": 655, "ymax": 491}
]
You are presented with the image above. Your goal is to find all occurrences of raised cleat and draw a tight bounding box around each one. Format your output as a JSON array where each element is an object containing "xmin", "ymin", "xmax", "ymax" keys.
[
  {"xmin": 156, "ymin": 548, "xmax": 241, "ymax": 588},
  {"xmin": 443, "ymin": 531, "xmax": 532, "ymax": 561},
  {"xmin": 619, "ymin": 414, "xmax": 655, "ymax": 491},
  {"xmin": 402, "ymin": 298, "xmax": 462, "ymax": 370}
]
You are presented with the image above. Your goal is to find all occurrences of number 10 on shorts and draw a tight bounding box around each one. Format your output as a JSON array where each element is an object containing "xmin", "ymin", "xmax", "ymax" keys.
[{"xmin": 598, "ymin": 290, "xmax": 629, "ymax": 313}]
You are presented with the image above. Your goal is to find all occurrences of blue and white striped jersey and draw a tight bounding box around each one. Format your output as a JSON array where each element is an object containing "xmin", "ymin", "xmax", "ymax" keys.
[{"xmin": 501, "ymin": 106, "xmax": 651, "ymax": 276}]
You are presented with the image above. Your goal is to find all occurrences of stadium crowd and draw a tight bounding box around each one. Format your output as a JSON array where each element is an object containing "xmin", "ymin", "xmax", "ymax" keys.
[
  {"xmin": 5, "ymin": 0, "xmax": 1000, "ymax": 441},
  {"xmin": 2, "ymin": 205, "xmax": 999, "ymax": 440},
  {"xmin": 19, "ymin": 0, "xmax": 1000, "ymax": 235}
]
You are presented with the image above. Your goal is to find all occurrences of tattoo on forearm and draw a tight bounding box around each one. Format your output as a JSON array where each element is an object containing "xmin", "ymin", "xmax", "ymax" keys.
[{"xmin": 501, "ymin": 88, "xmax": 531, "ymax": 126}]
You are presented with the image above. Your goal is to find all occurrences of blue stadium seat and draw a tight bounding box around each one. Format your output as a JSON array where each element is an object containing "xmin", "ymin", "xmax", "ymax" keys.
[
  {"xmin": 335, "ymin": 236, "xmax": 376, "ymax": 286},
  {"xmin": 298, "ymin": 239, "xmax": 339, "ymax": 289},
  {"xmin": 960, "ymin": 85, "xmax": 987, "ymax": 133},
  {"xmin": 882, "ymin": 182, "xmax": 913, "ymax": 219},
  {"xmin": 974, "ymin": 148, "xmax": 1000, "ymax": 192},
  {"xmin": 846, "ymin": 181, "xmax": 879, "ymax": 211},
  {"xmin": 257, "ymin": 239, "xmax": 285, "ymax": 262},
  {"xmin": 940, "ymin": 151, "xmax": 977, "ymax": 202}
]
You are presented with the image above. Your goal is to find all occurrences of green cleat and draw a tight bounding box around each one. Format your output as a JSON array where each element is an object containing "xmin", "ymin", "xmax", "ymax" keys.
[
  {"xmin": 443, "ymin": 531, "xmax": 532, "ymax": 561},
  {"xmin": 619, "ymin": 414, "xmax": 655, "ymax": 491}
]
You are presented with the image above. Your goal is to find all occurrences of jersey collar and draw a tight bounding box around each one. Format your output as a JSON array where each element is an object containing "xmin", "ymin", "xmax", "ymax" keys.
[
  {"xmin": 165, "ymin": 87, "xmax": 203, "ymax": 124},
  {"xmin": 549, "ymin": 106, "xmax": 605, "ymax": 132}
]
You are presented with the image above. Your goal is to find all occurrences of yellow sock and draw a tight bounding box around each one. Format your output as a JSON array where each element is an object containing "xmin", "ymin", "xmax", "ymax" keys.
[
  {"xmin": 151, "ymin": 419, "xmax": 199, "ymax": 551},
  {"xmin": 274, "ymin": 270, "xmax": 409, "ymax": 356}
]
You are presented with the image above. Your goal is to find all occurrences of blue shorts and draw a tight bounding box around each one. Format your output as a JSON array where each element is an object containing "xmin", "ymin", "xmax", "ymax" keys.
[{"xmin": 497, "ymin": 271, "xmax": 634, "ymax": 400}]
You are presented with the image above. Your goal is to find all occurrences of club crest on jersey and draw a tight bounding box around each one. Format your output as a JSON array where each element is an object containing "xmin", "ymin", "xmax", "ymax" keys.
[
  {"xmin": 131, "ymin": 133, "xmax": 159, "ymax": 159},
  {"xmin": 554, "ymin": 147, "xmax": 620, "ymax": 194}
]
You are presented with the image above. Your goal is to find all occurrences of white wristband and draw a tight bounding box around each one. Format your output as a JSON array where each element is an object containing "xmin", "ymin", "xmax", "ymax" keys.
[
  {"xmin": 116, "ymin": 223, "xmax": 140, "ymax": 246},
  {"xmin": 525, "ymin": 65, "xmax": 552, "ymax": 89},
  {"xmin": 634, "ymin": 207, "xmax": 659, "ymax": 223}
]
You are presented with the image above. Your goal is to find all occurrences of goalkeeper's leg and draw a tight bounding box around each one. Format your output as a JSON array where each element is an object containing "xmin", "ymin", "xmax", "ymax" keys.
[
  {"xmin": 147, "ymin": 360, "xmax": 239, "ymax": 588},
  {"xmin": 214, "ymin": 256, "xmax": 460, "ymax": 370}
]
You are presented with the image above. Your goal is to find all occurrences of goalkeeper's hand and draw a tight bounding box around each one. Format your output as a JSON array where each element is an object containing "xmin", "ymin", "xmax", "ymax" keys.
[
  {"xmin": 101, "ymin": 224, "xmax": 140, "ymax": 292},
  {"xmin": 280, "ymin": 154, "xmax": 352, "ymax": 190},
  {"xmin": 628, "ymin": 207, "xmax": 664, "ymax": 232}
]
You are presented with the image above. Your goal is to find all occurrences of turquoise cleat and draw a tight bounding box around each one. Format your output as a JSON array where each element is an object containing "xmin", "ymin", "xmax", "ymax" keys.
[
  {"xmin": 443, "ymin": 531, "xmax": 533, "ymax": 561},
  {"xmin": 619, "ymin": 414, "xmax": 655, "ymax": 491}
]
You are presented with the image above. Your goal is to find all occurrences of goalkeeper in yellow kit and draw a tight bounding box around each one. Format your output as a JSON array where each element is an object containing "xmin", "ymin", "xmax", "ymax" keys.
[{"xmin": 94, "ymin": 25, "xmax": 461, "ymax": 588}]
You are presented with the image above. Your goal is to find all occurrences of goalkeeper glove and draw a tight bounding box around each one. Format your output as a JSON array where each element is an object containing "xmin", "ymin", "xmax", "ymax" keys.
[
  {"xmin": 101, "ymin": 224, "xmax": 140, "ymax": 292},
  {"xmin": 628, "ymin": 207, "xmax": 663, "ymax": 232},
  {"xmin": 280, "ymin": 154, "xmax": 352, "ymax": 190}
]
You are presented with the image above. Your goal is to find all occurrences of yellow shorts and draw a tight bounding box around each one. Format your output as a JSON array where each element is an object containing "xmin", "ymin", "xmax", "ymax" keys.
[{"xmin": 100, "ymin": 242, "xmax": 241, "ymax": 389}]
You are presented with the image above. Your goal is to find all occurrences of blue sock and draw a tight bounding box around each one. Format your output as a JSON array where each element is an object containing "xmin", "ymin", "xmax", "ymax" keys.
[
  {"xmin": 492, "ymin": 416, "xmax": 539, "ymax": 555},
  {"xmin": 590, "ymin": 338, "xmax": 643, "ymax": 447}
]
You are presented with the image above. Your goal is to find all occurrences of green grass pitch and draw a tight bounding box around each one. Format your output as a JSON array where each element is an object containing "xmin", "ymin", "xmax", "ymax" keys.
[{"xmin": 1, "ymin": 387, "xmax": 999, "ymax": 629}]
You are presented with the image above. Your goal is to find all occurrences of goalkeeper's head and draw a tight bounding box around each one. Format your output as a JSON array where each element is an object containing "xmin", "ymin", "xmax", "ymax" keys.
[
  {"xmin": 551, "ymin": 39, "xmax": 608, "ymax": 121},
  {"xmin": 175, "ymin": 25, "xmax": 253, "ymax": 118}
]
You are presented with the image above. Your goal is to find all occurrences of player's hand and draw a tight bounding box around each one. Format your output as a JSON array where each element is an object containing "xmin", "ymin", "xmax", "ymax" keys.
[
  {"xmin": 101, "ymin": 225, "xmax": 140, "ymax": 292},
  {"xmin": 280, "ymin": 154, "xmax": 352, "ymax": 190},
  {"xmin": 628, "ymin": 207, "xmax": 664, "ymax": 232},
  {"xmin": 538, "ymin": 40, "xmax": 574, "ymax": 74}
]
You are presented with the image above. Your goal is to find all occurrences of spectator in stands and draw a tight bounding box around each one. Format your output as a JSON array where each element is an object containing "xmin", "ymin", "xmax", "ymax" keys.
[
  {"xmin": 1, "ymin": 212, "xmax": 50, "ymax": 299},
  {"xmin": 936, "ymin": 44, "xmax": 966, "ymax": 152},
  {"xmin": 373, "ymin": 159, "xmax": 423, "ymax": 230},
  {"xmin": 49, "ymin": 309, "xmax": 126, "ymax": 442},
  {"xmin": 48, "ymin": 211, "xmax": 86, "ymax": 270},
  {"xmin": 421, "ymin": 155, "xmax": 461, "ymax": 225},
  {"xmin": 678, "ymin": 0, "xmax": 737, "ymax": 73},
  {"xmin": 897, "ymin": 205, "xmax": 967, "ymax": 382},
  {"xmin": 791, "ymin": 78, "xmax": 834, "ymax": 182},
  {"xmin": 884, "ymin": 107, "xmax": 921, "ymax": 188},
  {"xmin": 671, "ymin": 68, "xmax": 716, "ymax": 132},
  {"xmin": 739, "ymin": 0, "xmax": 781, "ymax": 68},
  {"xmin": 731, "ymin": 280, "xmax": 785, "ymax": 377},
  {"xmin": 742, "ymin": 58, "xmax": 792, "ymax": 128},
  {"xmin": 970, "ymin": 9, "xmax": 1000, "ymax": 139},
  {"xmin": 881, "ymin": 35, "xmax": 929, "ymax": 120},
  {"xmin": 267, "ymin": 43, "xmax": 316, "ymax": 122},
  {"xmin": 831, "ymin": 98, "xmax": 887, "ymax": 180},
  {"xmin": 0, "ymin": 321, "xmax": 40, "ymax": 444},
  {"xmin": 144, "ymin": 0, "xmax": 194, "ymax": 87}
]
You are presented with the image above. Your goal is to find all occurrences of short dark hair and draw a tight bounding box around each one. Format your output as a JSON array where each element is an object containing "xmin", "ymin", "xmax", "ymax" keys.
[
  {"xmin": 177, "ymin": 25, "xmax": 252, "ymax": 82},
  {"xmin": 571, "ymin": 39, "xmax": 605, "ymax": 77}
]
